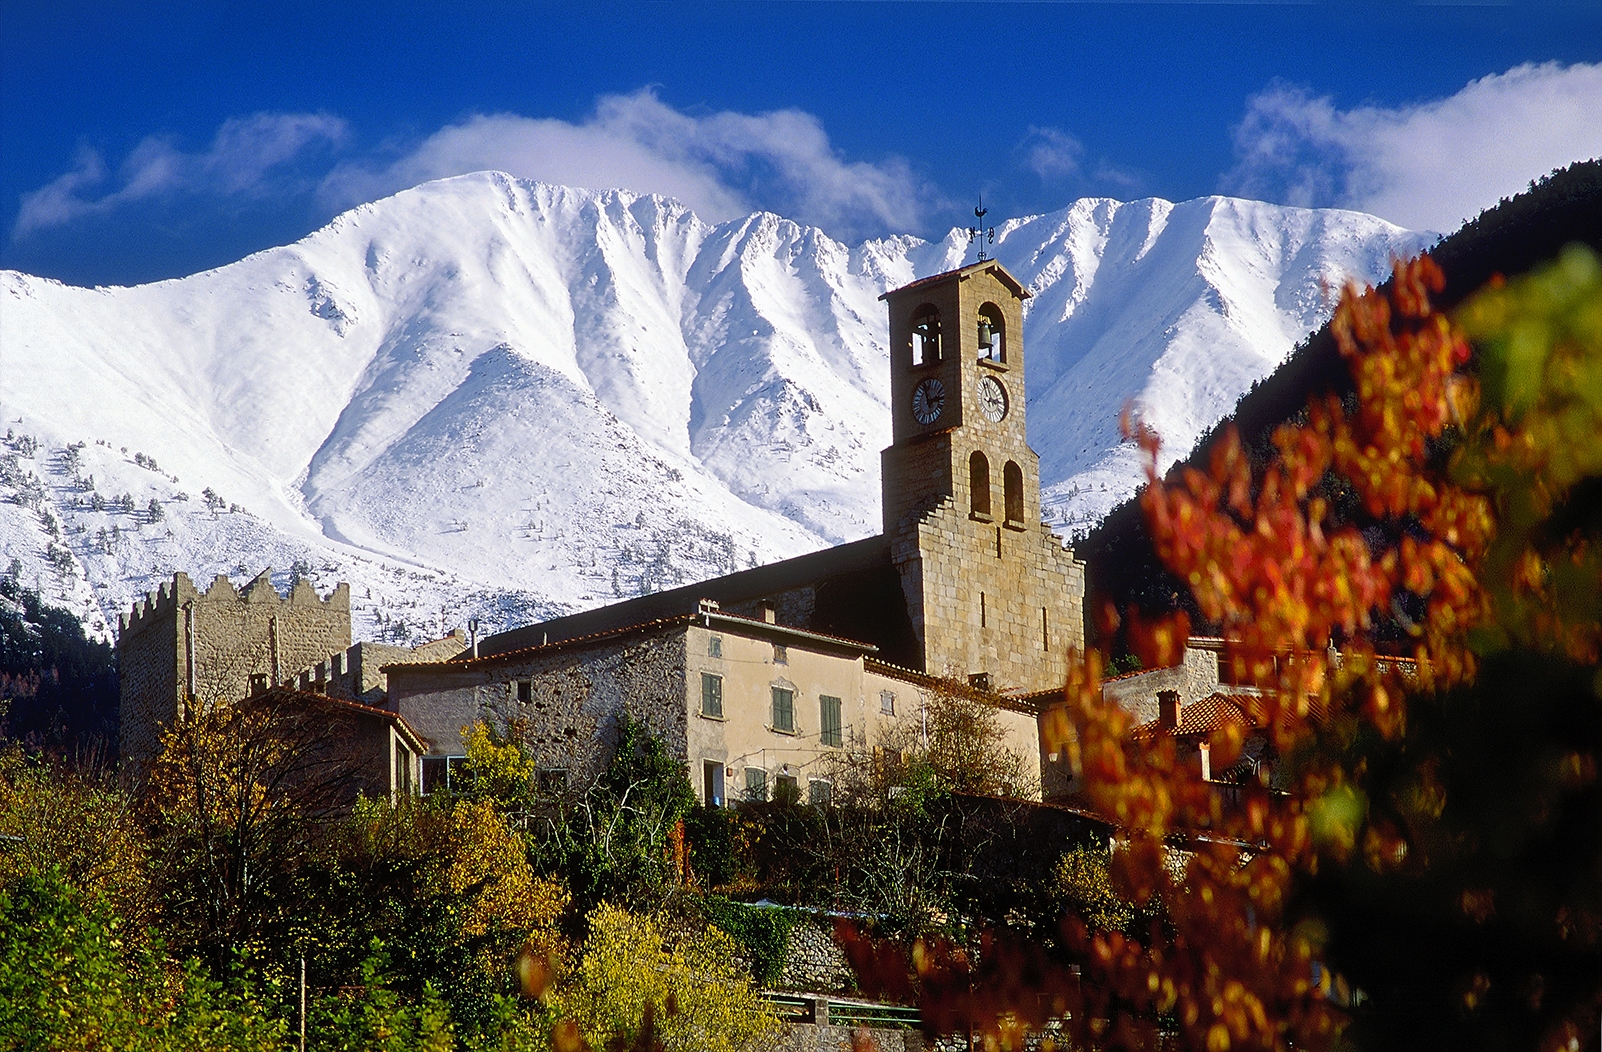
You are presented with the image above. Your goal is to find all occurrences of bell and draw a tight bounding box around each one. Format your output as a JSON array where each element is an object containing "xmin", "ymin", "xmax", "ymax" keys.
[{"xmin": 976, "ymin": 318, "xmax": 993, "ymax": 352}]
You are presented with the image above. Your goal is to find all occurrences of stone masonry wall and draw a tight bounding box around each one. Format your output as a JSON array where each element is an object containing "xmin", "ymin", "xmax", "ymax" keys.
[
  {"xmin": 118, "ymin": 570, "xmax": 351, "ymax": 769},
  {"xmin": 886, "ymin": 480, "xmax": 1085, "ymax": 696},
  {"xmin": 388, "ymin": 627, "xmax": 689, "ymax": 784},
  {"xmin": 1101, "ymin": 645, "xmax": 1221, "ymax": 725}
]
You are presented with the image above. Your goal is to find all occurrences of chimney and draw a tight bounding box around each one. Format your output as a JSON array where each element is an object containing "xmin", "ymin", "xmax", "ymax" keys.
[
  {"xmin": 468, "ymin": 618, "xmax": 480, "ymax": 659},
  {"xmin": 760, "ymin": 602, "xmax": 776, "ymax": 624},
  {"xmin": 1158, "ymin": 690, "xmax": 1181, "ymax": 731},
  {"xmin": 1199, "ymin": 741, "xmax": 1212, "ymax": 782}
]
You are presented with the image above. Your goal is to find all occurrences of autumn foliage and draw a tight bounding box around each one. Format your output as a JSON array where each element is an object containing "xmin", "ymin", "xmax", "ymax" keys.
[{"xmin": 849, "ymin": 250, "xmax": 1600, "ymax": 1051}]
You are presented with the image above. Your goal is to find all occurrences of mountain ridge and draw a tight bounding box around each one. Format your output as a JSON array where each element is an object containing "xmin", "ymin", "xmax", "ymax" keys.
[{"xmin": 0, "ymin": 172, "xmax": 1430, "ymax": 644}]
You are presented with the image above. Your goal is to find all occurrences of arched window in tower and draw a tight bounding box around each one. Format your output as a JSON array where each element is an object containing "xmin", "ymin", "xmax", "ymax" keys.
[
  {"xmin": 969, "ymin": 451, "xmax": 991, "ymax": 518},
  {"xmin": 977, "ymin": 303, "xmax": 1006, "ymax": 362},
  {"xmin": 911, "ymin": 305, "xmax": 941, "ymax": 365},
  {"xmin": 1004, "ymin": 460, "xmax": 1024, "ymax": 524}
]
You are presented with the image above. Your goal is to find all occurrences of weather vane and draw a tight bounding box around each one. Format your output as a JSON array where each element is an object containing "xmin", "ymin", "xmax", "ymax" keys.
[{"xmin": 966, "ymin": 194, "xmax": 996, "ymax": 263}]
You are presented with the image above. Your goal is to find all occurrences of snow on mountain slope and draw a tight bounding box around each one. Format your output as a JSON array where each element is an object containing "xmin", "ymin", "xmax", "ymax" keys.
[{"xmin": 0, "ymin": 172, "xmax": 1429, "ymax": 645}]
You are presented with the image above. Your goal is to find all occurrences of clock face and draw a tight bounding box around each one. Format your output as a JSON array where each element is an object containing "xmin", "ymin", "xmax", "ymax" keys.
[
  {"xmin": 978, "ymin": 375, "xmax": 1009, "ymax": 423},
  {"xmin": 911, "ymin": 377, "xmax": 946, "ymax": 425}
]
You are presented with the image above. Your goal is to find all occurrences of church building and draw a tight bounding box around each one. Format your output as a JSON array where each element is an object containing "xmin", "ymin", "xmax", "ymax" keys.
[{"xmin": 382, "ymin": 260, "xmax": 1087, "ymax": 801}]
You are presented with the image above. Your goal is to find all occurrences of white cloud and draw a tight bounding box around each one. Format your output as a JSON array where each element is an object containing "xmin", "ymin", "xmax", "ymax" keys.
[
  {"xmin": 1022, "ymin": 126, "xmax": 1085, "ymax": 181},
  {"xmin": 320, "ymin": 90, "xmax": 936, "ymax": 240},
  {"xmin": 14, "ymin": 113, "xmax": 347, "ymax": 236},
  {"xmin": 1227, "ymin": 62, "xmax": 1602, "ymax": 232}
]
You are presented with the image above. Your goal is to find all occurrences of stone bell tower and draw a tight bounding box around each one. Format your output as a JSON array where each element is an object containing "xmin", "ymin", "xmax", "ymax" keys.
[{"xmin": 879, "ymin": 259, "xmax": 1085, "ymax": 694}]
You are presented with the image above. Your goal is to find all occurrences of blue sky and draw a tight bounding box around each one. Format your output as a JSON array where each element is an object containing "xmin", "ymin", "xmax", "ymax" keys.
[{"xmin": 4, "ymin": 1, "xmax": 1600, "ymax": 286}]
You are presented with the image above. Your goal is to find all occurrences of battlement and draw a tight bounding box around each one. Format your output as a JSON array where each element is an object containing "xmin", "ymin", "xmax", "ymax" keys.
[
  {"xmin": 118, "ymin": 567, "xmax": 355, "ymax": 771},
  {"xmin": 288, "ymin": 630, "xmax": 469, "ymax": 708},
  {"xmin": 118, "ymin": 568, "xmax": 352, "ymax": 638}
]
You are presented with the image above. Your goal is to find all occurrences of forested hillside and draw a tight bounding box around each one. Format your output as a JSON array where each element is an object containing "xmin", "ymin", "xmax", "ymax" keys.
[
  {"xmin": 0, "ymin": 567, "xmax": 117, "ymax": 750},
  {"xmin": 1080, "ymin": 159, "xmax": 1602, "ymax": 647}
]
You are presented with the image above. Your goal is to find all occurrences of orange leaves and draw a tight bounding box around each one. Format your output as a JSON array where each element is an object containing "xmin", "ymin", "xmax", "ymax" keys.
[{"xmin": 1052, "ymin": 254, "xmax": 1499, "ymax": 1049}]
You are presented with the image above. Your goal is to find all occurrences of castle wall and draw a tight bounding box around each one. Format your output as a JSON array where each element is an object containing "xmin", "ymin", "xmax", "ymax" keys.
[{"xmin": 117, "ymin": 570, "xmax": 351, "ymax": 769}]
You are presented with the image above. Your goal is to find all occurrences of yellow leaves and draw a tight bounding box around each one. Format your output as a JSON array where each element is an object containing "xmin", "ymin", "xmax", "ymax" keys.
[
  {"xmin": 445, "ymin": 797, "xmax": 566, "ymax": 945},
  {"xmin": 548, "ymin": 904, "xmax": 779, "ymax": 1052},
  {"xmin": 461, "ymin": 720, "xmax": 536, "ymax": 805}
]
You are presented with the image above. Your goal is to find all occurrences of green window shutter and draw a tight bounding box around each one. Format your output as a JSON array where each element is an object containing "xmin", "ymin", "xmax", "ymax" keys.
[
  {"xmin": 745, "ymin": 767, "xmax": 768, "ymax": 801},
  {"xmin": 701, "ymin": 673, "xmax": 723, "ymax": 717},
  {"xmin": 772, "ymin": 687, "xmax": 794, "ymax": 732},
  {"xmin": 819, "ymin": 695, "xmax": 842, "ymax": 747}
]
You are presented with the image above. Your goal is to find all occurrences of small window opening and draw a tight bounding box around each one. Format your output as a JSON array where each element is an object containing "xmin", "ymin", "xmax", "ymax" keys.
[
  {"xmin": 700, "ymin": 672, "xmax": 724, "ymax": 717},
  {"xmin": 745, "ymin": 767, "xmax": 769, "ymax": 801},
  {"xmin": 773, "ymin": 643, "xmax": 787, "ymax": 665},
  {"xmin": 1004, "ymin": 460, "xmax": 1025, "ymax": 523},
  {"xmin": 977, "ymin": 303, "xmax": 1006, "ymax": 362},
  {"xmin": 774, "ymin": 774, "xmax": 800, "ymax": 805},
  {"xmin": 515, "ymin": 679, "xmax": 533, "ymax": 704},
  {"xmin": 707, "ymin": 635, "xmax": 722, "ymax": 658},
  {"xmin": 819, "ymin": 695, "xmax": 843, "ymax": 747},
  {"xmin": 880, "ymin": 691, "xmax": 896, "ymax": 716},
  {"xmin": 809, "ymin": 779, "xmax": 833, "ymax": 807},
  {"xmin": 969, "ymin": 672, "xmax": 993, "ymax": 692},
  {"xmin": 969, "ymin": 450, "xmax": 991, "ymax": 518},
  {"xmin": 911, "ymin": 305, "xmax": 942, "ymax": 365},
  {"xmin": 981, "ymin": 592, "xmax": 986, "ymax": 628},
  {"xmin": 422, "ymin": 755, "xmax": 468, "ymax": 796}
]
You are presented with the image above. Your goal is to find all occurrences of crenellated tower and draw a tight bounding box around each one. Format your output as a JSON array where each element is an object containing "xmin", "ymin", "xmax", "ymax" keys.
[{"xmin": 117, "ymin": 569, "xmax": 351, "ymax": 770}]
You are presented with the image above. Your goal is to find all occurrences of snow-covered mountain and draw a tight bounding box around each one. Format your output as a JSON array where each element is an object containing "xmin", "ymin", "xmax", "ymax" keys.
[{"xmin": 0, "ymin": 172, "xmax": 1430, "ymax": 644}]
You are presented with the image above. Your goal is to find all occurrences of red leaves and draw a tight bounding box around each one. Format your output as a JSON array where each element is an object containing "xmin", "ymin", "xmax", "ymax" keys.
[{"xmin": 1052, "ymin": 255, "xmax": 1495, "ymax": 1049}]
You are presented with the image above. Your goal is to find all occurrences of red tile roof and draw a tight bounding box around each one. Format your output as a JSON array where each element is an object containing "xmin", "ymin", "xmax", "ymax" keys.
[{"xmin": 1130, "ymin": 692, "xmax": 1265, "ymax": 741}]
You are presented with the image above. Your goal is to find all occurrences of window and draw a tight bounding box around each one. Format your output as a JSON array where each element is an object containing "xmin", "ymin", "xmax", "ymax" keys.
[
  {"xmin": 700, "ymin": 672, "xmax": 724, "ymax": 717},
  {"xmin": 819, "ymin": 695, "xmax": 843, "ymax": 747},
  {"xmin": 969, "ymin": 451, "xmax": 991, "ymax": 518},
  {"xmin": 515, "ymin": 679, "xmax": 533, "ymax": 704},
  {"xmin": 880, "ymin": 691, "xmax": 895, "ymax": 716},
  {"xmin": 774, "ymin": 774, "xmax": 800, "ymax": 805},
  {"xmin": 703, "ymin": 760, "xmax": 726, "ymax": 807},
  {"xmin": 809, "ymin": 779, "xmax": 833, "ymax": 807},
  {"xmin": 744, "ymin": 767, "xmax": 768, "ymax": 802},
  {"xmin": 707, "ymin": 635, "xmax": 722, "ymax": 658},
  {"xmin": 538, "ymin": 768, "xmax": 568, "ymax": 795},
  {"xmin": 772, "ymin": 643, "xmax": 788, "ymax": 664},
  {"xmin": 911, "ymin": 304, "xmax": 941, "ymax": 365},
  {"xmin": 771, "ymin": 687, "xmax": 795, "ymax": 733},
  {"xmin": 1004, "ymin": 460, "xmax": 1024, "ymax": 523},
  {"xmin": 977, "ymin": 303, "xmax": 1006, "ymax": 362},
  {"xmin": 422, "ymin": 755, "xmax": 468, "ymax": 796}
]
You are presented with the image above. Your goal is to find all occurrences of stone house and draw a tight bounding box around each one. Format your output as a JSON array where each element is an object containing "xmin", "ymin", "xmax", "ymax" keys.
[
  {"xmin": 386, "ymin": 260, "xmax": 1085, "ymax": 803},
  {"xmin": 245, "ymin": 685, "xmax": 429, "ymax": 806},
  {"xmin": 385, "ymin": 600, "xmax": 1043, "ymax": 802}
]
